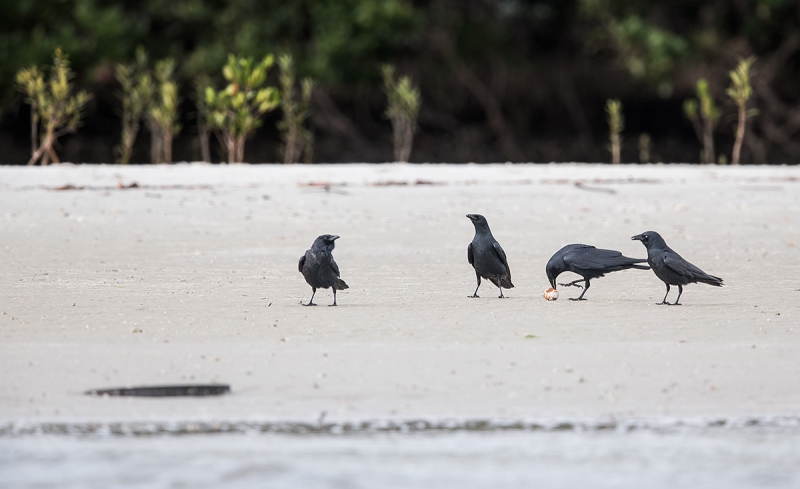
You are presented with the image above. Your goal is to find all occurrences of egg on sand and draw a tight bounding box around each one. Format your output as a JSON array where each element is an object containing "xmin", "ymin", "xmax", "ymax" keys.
[{"xmin": 542, "ymin": 287, "xmax": 559, "ymax": 301}]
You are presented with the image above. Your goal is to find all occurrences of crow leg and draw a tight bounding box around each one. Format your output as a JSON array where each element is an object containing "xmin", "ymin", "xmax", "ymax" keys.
[
  {"xmin": 304, "ymin": 288, "xmax": 317, "ymax": 306},
  {"xmin": 658, "ymin": 284, "xmax": 671, "ymax": 305},
  {"xmin": 330, "ymin": 288, "xmax": 337, "ymax": 306},
  {"xmin": 469, "ymin": 274, "xmax": 481, "ymax": 298},
  {"xmin": 498, "ymin": 283, "xmax": 505, "ymax": 299},
  {"xmin": 569, "ymin": 280, "xmax": 590, "ymax": 301},
  {"xmin": 558, "ymin": 279, "xmax": 584, "ymax": 289},
  {"xmin": 673, "ymin": 285, "xmax": 683, "ymax": 305}
]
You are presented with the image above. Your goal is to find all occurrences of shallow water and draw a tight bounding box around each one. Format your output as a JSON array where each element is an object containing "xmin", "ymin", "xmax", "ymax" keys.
[{"xmin": 2, "ymin": 422, "xmax": 800, "ymax": 489}]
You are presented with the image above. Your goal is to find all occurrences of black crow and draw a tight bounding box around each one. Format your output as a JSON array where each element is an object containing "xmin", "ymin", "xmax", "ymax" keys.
[
  {"xmin": 299, "ymin": 234, "xmax": 349, "ymax": 306},
  {"xmin": 546, "ymin": 244, "xmax": 650, "ymax": 300},
  {"xmin": 632, "ymin": 231, "xmax": 723, "ymax": 305},
  {"xmin": 466, "ymin": 214, "xmax": 514, "ymax": 298}
]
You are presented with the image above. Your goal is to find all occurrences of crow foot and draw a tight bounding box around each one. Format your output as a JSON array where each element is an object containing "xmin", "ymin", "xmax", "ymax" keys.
[
  {"xmin": 558, "ymin": 282, "xmax": 584, "ymax": 289},
  {"xmin": 303, "ymin": 303, "xmax": 317, "ymax": 307},
  {"xmin": 568, "ymin": 297, "xmax": 587, "ymax": 301},
  {"xmin": 468, "ymin": 294, "xmax": 480, "ymax": 298},
  {"xmin": 657, "ymin": 301, "xmax": 671, "ymax": 305}
]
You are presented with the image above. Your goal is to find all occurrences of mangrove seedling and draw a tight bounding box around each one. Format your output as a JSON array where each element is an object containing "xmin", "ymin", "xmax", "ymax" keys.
[
  {"xmin": 115, "ymin": 47, "xmax": 152, "ymax": 164},
  {"xmin": 605, "ymin": 99, "xmax": 624, "ymax": 164},
  {"xmin": 205, "ymin": 54, "xmax": 280, "ymax": 163},
  {"xmin": 683, "ymin": 79, "xmax": 720, "ymax": 164},
  {"xmin": 147, "ymin": 58, "xmax": 181, "ymax": 164},
  {"xmin": 638, "ymin": 133, "xmax": 651, "ymax": 163},
  {"xmin": 277, "ymin": 54, "xmax": 314, "ymax": 164},
  {"xmin": 194, "ymin": 77, "xmax": 212, "ymax": 163},
  {"xmin": 15, "ymin": 48, "xmax": 91, "ymax": 166},
  {"xmin": 726, "ymin": 57, "xmax": 757, "ymax": 165},
  {"xmin": 382, "ymin": 65, "xmax": 421, "ymax": 163}
]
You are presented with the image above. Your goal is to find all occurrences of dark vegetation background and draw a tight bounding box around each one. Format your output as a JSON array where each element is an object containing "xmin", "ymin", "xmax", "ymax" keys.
[{"xmin": 1, "ymin": 0, "xmax": 799, "ymax": 164}]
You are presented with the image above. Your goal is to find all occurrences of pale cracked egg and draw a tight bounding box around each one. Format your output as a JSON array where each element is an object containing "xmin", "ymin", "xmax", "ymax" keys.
[{"xmin": 542, "ymin": 287, "xmax": 559, "ymax": 301}]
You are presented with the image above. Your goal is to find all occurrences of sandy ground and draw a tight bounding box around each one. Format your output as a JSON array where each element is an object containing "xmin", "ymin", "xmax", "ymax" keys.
[{"xmin": 1, "ymin": 163, "xmax": 799, "ymax": 425}]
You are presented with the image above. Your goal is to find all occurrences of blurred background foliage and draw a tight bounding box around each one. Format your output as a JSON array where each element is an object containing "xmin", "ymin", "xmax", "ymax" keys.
[{"xmin": 1, "ymin": 0, "xmax": 798, "ymax": 164}]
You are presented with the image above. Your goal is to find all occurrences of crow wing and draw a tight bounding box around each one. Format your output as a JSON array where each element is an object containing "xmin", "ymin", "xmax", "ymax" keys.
[
  {"xmin": 329, "ymin": 257, "xmax": 341, "ymax": 277},
  {"xmin": 298, "ymin": 255, "xmax": 306, "ymax": 273},
  {"xmin": 492, "ymin": 241, "xmax": 511, "ymax": 273},
  {"xmin": 564, "ymin": 247, "xmax": 623, "ymax": 270},
  {"xmin": 467, "ymin": 242, "xmax": 475, "ymax": 266},
  {"xmin": 564, "ymin": 246, "xmax": 645, "ymax": 271},
  {"xmin": 662, "ymin": 250, "xmax": 707, "ymax": 279}
]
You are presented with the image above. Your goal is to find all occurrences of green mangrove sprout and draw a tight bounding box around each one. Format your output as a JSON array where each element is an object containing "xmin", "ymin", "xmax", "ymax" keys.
[
  {"xmin": 382, "ymin": 65, "xmax": 421, "ymax": 163},
  {"xmin": 605, "ymin": 99, "xmax": 624, "ymax": 164},
  {"xmin": 278, "ymin": 54, "xmax": 314, "ymax": 164},
  {"xmin": 726, "ymin": 57, "xmax": 757, "ymax": 165},
  {"xmin": 15, "ymin": 48, "xmax": 91, "ymax": 166},
  {"xmin": 205, "ymin": 54, "xmax": 280, "ymax": 163}
]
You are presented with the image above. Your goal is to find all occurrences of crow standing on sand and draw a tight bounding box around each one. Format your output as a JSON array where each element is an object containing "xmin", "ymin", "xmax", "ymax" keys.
[
  {"xmin": 632, "ymin": 231, "xmax": 723, "ymax": 305},
  {"xmin": 546, "ymin": 244, "xmax": 650, "ymax": 300},
  {"xmin": 466, "ymin": 214, "xmax": 514, "ymax": 298},
  {"xmin": 299, "ymin": 234, "xmax": 349, "ymax": 306}
]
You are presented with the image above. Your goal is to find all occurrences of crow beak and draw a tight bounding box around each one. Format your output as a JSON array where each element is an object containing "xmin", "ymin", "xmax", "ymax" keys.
[
  {"xmin": 331, "ymin": 235, "xmax": 340, "ymax": 241},
  {"xmin": 466, "ymin": 214, "xmax": 476, "ymax": 221},
  {"xmin": 631, "ymin": 234, "xmax": 644, "ymax": 241},
  {"xmin": 546, "ymin": 269, "xmax": 556, "ymax": 289}
]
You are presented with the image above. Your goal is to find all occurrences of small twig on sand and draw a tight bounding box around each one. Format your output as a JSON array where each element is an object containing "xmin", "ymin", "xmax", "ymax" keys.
[{"xmin": 574, "ymin": 182, "xmax": 617, "ymax": 194}]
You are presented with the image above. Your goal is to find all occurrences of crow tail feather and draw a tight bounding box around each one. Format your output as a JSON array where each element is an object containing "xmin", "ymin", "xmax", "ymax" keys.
[{"xmin": 697, "ymin": 274, "xmax": 723, "ymax": 287}]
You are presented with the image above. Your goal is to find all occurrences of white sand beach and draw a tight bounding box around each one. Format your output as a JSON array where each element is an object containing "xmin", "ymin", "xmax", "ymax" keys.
[{"xmin": 1, "ymin": 163, "xmax": 799, "ymax": 425}]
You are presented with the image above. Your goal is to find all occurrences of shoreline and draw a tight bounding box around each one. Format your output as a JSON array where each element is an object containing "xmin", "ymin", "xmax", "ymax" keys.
[{"xmin": 5, "ymin": 414, "xmax": 800, "ymax": 438}]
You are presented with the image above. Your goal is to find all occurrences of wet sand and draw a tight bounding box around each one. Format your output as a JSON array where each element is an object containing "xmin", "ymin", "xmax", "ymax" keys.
[{"xmin": 1, "ymin": 163, "xmax": 799, "ymax": 424}]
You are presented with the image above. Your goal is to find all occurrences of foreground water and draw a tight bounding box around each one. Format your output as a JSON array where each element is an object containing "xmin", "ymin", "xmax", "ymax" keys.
[{"xmin": 2, "ymin": 419, "xmax": 800, "ymax": 489}]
